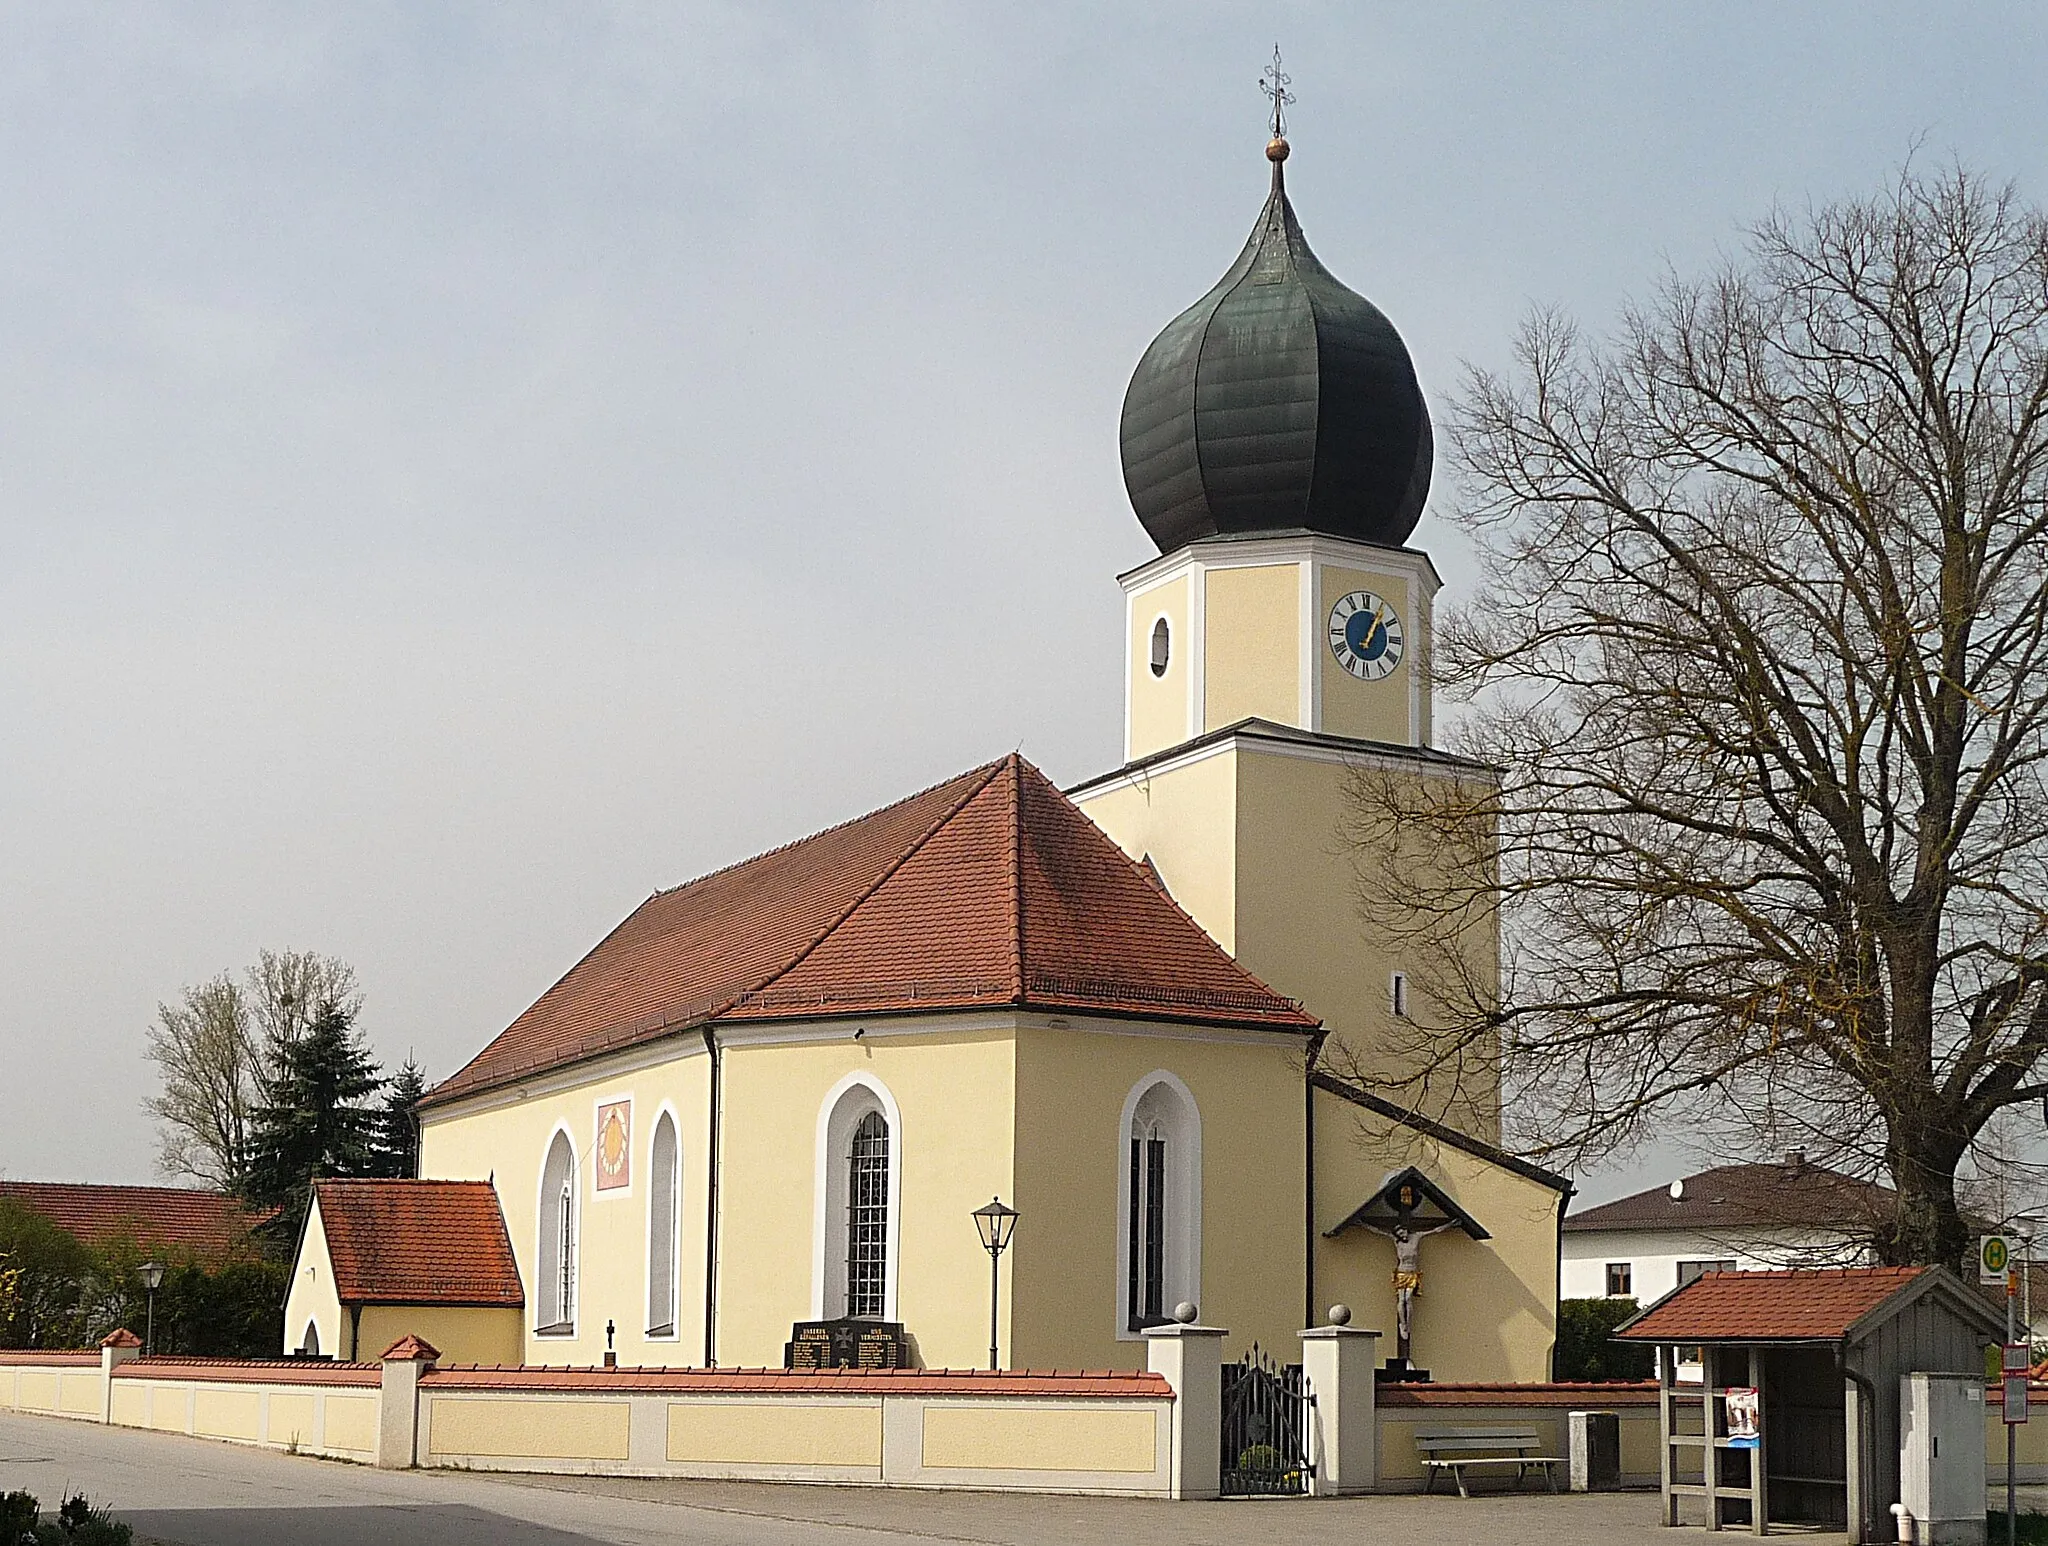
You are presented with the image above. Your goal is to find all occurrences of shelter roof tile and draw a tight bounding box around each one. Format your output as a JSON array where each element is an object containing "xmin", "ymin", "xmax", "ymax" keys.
[{"xmin": 1616, "ymin": 1266, "xmax": 1935, "ymax": 1342}]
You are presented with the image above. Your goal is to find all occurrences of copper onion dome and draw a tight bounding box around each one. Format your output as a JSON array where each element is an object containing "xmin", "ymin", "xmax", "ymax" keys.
[{"xmin": 1119, "ymin": 139, "xmax": 1433, "ymax": 554}]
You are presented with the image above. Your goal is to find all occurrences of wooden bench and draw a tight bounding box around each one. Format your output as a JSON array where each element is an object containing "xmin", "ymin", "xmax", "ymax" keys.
[{"xmin": 1414, "ymin": 1427, "xmax": 1564, "ymax": 1497}]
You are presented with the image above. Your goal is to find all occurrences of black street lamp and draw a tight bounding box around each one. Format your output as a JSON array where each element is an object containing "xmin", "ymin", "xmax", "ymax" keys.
[
  {"xmin": 138, "ymin": 1261, "xmax": 165, "ymax": 1357},
  {"xmin": 971, "ymin": 1197, "xmax": 1019, "ymax": 1371}
]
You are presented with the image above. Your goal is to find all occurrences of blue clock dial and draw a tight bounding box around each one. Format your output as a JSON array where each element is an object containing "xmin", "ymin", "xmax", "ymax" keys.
[{"xmin": 1328, "ymin": 590, "xmax": 1405, "ymax": 680}]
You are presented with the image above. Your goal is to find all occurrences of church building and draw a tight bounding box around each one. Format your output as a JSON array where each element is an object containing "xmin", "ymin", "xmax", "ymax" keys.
[{"xmin": 286, "ymin": 127, "xmax": 1569, "ymax": 1384}]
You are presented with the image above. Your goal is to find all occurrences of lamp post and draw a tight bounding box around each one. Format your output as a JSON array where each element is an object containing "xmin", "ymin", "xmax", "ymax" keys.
[
  {"xmin": 138, "ymin": 1261, "xmax": 165, "ymax": 1357},
  {"xmin": 971, "ymin": 1197, "xmax": 1019, "ymax": 1372}
]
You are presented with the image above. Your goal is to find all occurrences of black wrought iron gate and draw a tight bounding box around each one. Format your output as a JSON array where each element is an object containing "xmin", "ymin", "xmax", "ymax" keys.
[{"xmin": 1219, "ymin": 1344, "xmax": 1314, "ymax": 1496}]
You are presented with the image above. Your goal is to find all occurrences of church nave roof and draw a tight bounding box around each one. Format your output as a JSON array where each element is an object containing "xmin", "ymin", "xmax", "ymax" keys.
[{"xmin": 425, "ymin": 755, "xmax": 1315, "ymax": 1108}]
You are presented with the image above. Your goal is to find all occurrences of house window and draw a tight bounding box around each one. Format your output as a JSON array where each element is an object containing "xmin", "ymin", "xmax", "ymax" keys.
[
  {"xmin": 1149, "ymin": 616, "xmax": 1171, "ymax": 677},
  {"xmin": 846, "ymin": 1111, "xmax": 890, "ymax": 1319},
  {"xmin": 537, "ymin": 1130, "xmax": 577, "ymax": 1334},
  {"xmin": 647, "ymin": 1111, "xmax": 680, "ymax": 1337},
  {"xmin": 1118, "ymin": 1075, "xmax": 1201, "ymax": 1336},
  {"xmin": 1605, "ymin": 1262, "xmax": 1632, "ymax": 1297},
  {"xmin": 1390, "ymin": 971, "xmax": 1409, "ymax": 1018},
  {"xmin": 816, "ymin": 1076, "xmax": 900, "ymax": 1322},
  {"xmin": 299, "ymin": 1321, "xmax": 320, "ymax": 1357},
  {"xmin": 1678, "ymin": 1258, "xmax": 1737, "ymax": 1286}
]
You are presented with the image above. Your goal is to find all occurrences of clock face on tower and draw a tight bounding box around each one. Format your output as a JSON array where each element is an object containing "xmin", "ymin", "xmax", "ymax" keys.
[{"xmin": 1328, "ymin": 590, "xmax": 1405, "ymax": 680}]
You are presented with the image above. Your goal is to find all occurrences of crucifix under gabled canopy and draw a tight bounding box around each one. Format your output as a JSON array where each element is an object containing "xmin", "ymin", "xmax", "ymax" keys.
[{"xmin": 1325, "ymin": 1166, "xmax": 1489, "ymax": 1377}]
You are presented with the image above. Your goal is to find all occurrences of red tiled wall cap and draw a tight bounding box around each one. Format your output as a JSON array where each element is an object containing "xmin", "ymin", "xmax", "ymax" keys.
[
  {"xmin": 99, "ymin": 1329, "xmax": 144, "ymax": 1350},
  {"xmin": 381, "ymin": 1335, "xmax": 440, "ymax": 1363}
]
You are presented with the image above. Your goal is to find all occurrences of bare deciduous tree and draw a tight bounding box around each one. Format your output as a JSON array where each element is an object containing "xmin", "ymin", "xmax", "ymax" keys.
[
  {"xmin": 144, "ymin": 949, "xmax": 363, "ymax": 1188},
  {"xmin": 245, "ymin": 949, "xmax": 361, "ymax": 1063},
  {"xmin": 144, "ymin": 974, "xmax": 259, "ymax": 1188},
  {"xmin": 1346, "ymin": 167, "xmax": 2048, "ymax": 1268}
]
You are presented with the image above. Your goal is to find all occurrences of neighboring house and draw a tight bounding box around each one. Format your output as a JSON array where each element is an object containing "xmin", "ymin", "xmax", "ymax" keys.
[
  {"xmin": 1562, "ymin": 1153, "xmax": 1892, "ymax": 1302},
  {"xmin": 0, "ymin": 1181, "xmax": 259, "ymax": 1264}
]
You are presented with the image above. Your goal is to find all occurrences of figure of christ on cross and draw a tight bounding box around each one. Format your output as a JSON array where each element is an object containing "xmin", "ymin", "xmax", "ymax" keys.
[{"xmin": 1389, "ymin": 1218, "xmax": 1459, "ymax": 1364}]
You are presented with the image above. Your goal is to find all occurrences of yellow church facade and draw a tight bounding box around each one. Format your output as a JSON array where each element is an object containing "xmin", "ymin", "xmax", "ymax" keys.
[{"xmin": 290, "ymin": 129, "xmax": 1570, "ymax": 1389}]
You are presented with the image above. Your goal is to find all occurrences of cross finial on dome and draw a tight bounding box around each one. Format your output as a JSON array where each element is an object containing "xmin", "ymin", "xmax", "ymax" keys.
[
  {"xmin": 1260, "ymin": 46, "xmax": 1293, "ymax": 140},
  {"xmin": 1260, "ymin": 46, "xmax": 1294, "ymax": 183}
]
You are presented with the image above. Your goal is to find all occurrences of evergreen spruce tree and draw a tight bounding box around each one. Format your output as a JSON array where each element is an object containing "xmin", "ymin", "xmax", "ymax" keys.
[
  {"xmin": 370, "ymin": 1057, "xmax": 426, "ymax": 1178},
  {"xmin": 240, "ymin": 999, "xmax": 384, "ymax": 1238}
]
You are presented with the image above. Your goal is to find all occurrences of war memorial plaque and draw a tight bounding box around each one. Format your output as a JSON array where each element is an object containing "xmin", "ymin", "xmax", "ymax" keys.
[{"xmin": 784, "ymin": 1318, "xmax": 908, "ymax": 1370}]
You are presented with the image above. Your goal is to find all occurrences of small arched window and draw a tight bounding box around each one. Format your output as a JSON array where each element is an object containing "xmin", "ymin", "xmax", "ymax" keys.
[
  {"xmin": 1149, "ymin": 616, "xmax": 1171, "ymax": 678},
  {"xmin": 300, "ymin": 1320, "xmax": 320, "ymax": 1357},
  {"xmin": 1118, "ymin": 1075, "xmax": 1201, "ymax": 1335},
  {"xmin": 537, "ymin": 1130, "xmax": 577, "ymax": 1334},
  {"xmin": 647, "ymin": 1112, "xmax": 680, "ymax": 1337}
]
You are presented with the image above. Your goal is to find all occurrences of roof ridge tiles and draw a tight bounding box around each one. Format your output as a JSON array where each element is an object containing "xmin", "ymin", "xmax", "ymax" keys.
[
  {"xmin": 734, "ymin": 760, "xmax": 1011, "ymax": 1014},
  {"xmin": 1007, "ymin": 754, "xmax": 1026, "ymax": 1001},
  {"xmin": 1014, "ymin": 758, "xmax": 1305, "ymax": 1018},
  {"xmin": 649, "ymin": 759, "xmax": 1007, "ymax": 901}
]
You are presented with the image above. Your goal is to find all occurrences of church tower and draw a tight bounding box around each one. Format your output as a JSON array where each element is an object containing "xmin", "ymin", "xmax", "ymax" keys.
[{"xmin": 1072, "ymin": 121, "xmax": 1499, "ymax": 1140}]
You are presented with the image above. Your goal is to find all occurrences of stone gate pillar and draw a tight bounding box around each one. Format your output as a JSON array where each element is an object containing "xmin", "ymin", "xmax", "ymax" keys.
[
  {"xmin": 1299, "ymin": 1312, "xmax": 1379, "ymax": 1495},
  {"xmin": 1145, "ymin": 1314, "xmax": 1227, "ymax": 1500}
]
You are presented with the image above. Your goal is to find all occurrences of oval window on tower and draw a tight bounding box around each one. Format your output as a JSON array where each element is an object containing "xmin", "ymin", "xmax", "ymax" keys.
[{"xmin": 1149, "ymin": 617, "xmax": 1171, "ymax": 678}]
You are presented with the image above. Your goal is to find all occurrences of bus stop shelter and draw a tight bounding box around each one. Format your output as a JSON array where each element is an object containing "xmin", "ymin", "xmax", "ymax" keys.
[{"xmin": 1616, "ymin": 1265, "xmax": 2001, "ymax": 1539}]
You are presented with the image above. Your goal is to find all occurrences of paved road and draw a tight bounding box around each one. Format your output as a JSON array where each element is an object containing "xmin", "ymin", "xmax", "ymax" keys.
[{"xmin": 0, "ymin": 1410, "xmax": 1715, "ymax": 1545}]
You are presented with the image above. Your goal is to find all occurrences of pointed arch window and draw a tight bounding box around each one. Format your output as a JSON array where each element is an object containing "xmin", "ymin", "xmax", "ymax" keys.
[
  {"xmin": 1117, "ymin": 1075, "xmax": 1201, "ymax": 1337},
  {"xmin": 815, "ymin": 1076, "xmax": 900, "ymax": 1322},
  {"xmin": 647, "ymin": 1111, "xmax": 680, "ymax": 1338},
  {"xmin": 537, "ymin": 1130, "xmax": 577, "ymax": 1335}
]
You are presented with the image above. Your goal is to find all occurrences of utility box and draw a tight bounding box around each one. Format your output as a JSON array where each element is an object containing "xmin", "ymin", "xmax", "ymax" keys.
[
  {"xmin": 1568, "ymin": 1410, "xmax": 1621, "ymax": 1491},
  {"xmin": 1900, "ymin": 1371, "xmax": 1987, "ymax": 1545}
]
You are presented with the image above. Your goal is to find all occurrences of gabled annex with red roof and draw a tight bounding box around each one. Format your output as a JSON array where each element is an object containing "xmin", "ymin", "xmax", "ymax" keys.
[{"xmin": 283, "ymin": 1180, "xmax": 524, "ymax": 1365}]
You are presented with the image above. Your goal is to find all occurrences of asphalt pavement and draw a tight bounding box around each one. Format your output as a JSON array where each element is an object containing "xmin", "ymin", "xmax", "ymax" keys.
[{"xmin": 0, "ymin": 1408, "xmax": 1755, "ymax": 1545}]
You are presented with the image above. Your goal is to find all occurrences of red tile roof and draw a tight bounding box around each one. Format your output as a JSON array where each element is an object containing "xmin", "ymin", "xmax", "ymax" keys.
[
  {"xmin": 1564, "ymin": 1160, "xmax": 1897, "ymax": 1234},
  {"xmin": 1616, "ymin": 1266, "xmax": 1991, "ymax": 1343},
  {"xmin": 312, "ymin": 1180, "xmax": 523, "ymax": 1308},
  {"xmin": 0, "ymin": 1182, "xmax": 259, "ymax": 1260},
  {"xmin": 426, "ymin": 756, "xmax": 1315, "ymax": 1106}
]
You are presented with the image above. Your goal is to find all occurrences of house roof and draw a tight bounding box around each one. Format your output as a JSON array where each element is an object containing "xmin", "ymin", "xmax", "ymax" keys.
[
  {"xmin": 426, "ymin": 755, "xmax": 1316, "ymax": 1107},
  {"xmin": 1615, "ymin": 1265, "xmax": 2002, "ymax": 1345},
  {"xmin": 311, "ymin": 1180, "xmax": 523, "ymax": 1308},
  {"xmin": 1564, "ymin": 1159, "xmax": 1896, "ymax": 1235},
  {"xmin": 0, "ymin": 1181, "xmax": 259, "ymax": 1260}
]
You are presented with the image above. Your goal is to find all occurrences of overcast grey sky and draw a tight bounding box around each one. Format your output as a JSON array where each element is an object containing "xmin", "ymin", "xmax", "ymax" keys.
[{"xmin": 4, "ymin": 4, "xmax": 2043, "ymax": 1200}]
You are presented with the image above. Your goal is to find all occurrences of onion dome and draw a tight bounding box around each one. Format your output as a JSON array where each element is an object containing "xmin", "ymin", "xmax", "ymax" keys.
[{"xmin": 1119, "ymin": 136, "xmax": 1433, "ymax": 554}]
